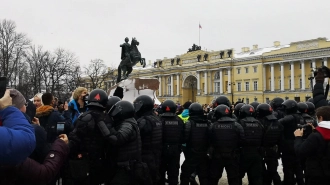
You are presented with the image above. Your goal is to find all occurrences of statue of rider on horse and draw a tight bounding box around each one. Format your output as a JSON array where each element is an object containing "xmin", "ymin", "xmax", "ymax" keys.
[{"xmin": 117, "ymin": 37, "xmax": 146, "ymax": 83}]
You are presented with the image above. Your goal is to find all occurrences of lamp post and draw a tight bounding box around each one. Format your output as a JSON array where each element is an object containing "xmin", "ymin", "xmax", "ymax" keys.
[{"xmin": 228, "ymin": 82, "xmax": 235, "ymax": 104}]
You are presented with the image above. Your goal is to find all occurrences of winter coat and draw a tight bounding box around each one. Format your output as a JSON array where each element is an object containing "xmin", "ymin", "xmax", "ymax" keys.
[
  {"xmin": 68, "ymin": 99, "xmax": 87, "ymax": 124},
  {"xmin": 313, "ymin": 82, "xmax": 328, "ymax": 109},
  {"xmin": 0, "ymin": 138, "xmax": 69, "ymax": 185},
  {"xmin": 0, "ymin": 106, "xmax": 36, "ymax": 165}
]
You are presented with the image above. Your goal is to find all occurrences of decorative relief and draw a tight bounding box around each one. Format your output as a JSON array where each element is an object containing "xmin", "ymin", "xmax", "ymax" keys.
[
  {"xmin": 182, "ymin": 71, "xmax": 197, "ymax": 80},
  {"xmin": 296, "ymin": 41, "xmax": 318, "ymax": 50},
  {"xmin": 283, "ymin": 50, "xmax": 330, "ymax": 60},
  {"xmin": 182, "ymin": 58, "xmax": 198, "ymax": 64}
]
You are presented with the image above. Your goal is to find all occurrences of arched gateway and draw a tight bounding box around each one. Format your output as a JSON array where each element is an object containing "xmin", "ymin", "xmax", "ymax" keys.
[{"xmin": 182, "ymin": 75, "xmax": 198, "ymax": 102}]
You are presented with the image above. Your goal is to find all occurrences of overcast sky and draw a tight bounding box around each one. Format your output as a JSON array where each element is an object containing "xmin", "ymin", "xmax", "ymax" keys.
[{"xmin": 2, "ymin": 0, "xmax": 330, "ymax": 68}]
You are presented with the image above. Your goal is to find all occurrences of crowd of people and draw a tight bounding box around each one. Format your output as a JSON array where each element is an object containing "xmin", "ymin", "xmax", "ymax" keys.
[{"xmin": 1, "ymin": 68, "xmax": 330, "ymax": 185}]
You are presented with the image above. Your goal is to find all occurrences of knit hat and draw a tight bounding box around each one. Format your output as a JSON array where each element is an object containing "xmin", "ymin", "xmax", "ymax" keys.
[
  {"xmin": 183, "ymin": 101, "xmax": 192, "ymax": 109},
  {"xmin": 10, "ymin": 89, "xmax": 26, "ymax": 109}
]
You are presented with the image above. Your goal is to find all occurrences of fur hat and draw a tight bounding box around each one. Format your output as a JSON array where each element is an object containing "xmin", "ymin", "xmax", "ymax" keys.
[{"xmin": 10, "ymin": 89, "xmax": 26, "ymax": 109}]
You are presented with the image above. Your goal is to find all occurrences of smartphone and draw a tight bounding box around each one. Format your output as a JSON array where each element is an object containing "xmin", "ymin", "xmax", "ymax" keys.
[
  {"xmin": 0, "ymin": 77, "xmax": 7, "ymax": 98},
  {"xmin": 57, "ymin": 122, "xmax": 65, "ymax": 134}
]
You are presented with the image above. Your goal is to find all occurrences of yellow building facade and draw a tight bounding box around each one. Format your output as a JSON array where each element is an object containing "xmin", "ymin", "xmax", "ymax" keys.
[{"xmin": 128, "ymin": 37, "xmax": 330, "ymax": 104}]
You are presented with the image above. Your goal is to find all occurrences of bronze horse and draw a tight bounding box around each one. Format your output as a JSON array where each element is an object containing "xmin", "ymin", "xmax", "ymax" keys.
[{"xmin": 117, "ymin": 37, "xmax": 146, "ymax": 83}]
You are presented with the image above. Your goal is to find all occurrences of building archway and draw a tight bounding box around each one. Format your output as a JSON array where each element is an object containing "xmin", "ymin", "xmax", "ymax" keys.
[{"xmin": 182, "ymin": 75, "xmax": 198, "ymax": 102}]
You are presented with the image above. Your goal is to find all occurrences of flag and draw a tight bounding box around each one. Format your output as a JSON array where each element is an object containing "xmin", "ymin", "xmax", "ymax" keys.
[{"xmin": 199, "ymin": 24, "xmax": 202, "ymax": 29}]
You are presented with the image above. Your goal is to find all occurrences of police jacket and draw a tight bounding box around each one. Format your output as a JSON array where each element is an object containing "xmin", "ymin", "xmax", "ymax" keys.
[
  {"xmin": 184, "ymin": 116, "xmax": 210, "ymax": 152},
  {"xmin": 160, "ymin": 112, "xmax": 184, "ymax": 145},
  {"xmin": 239, "ymin": 117, "xmax": 263, "ymax": 148},
  {"xmin": 294, "ymin": 123, "xmax": 330, "ymax": 177},
  {"xmin": 279, "ymin": 113, "xmax": 304, "ymax": 141},
  {"xmin": 258, "ymin": 115, "xmax": 283, "ymax": 148},
  {"xmin": 68, "ymin": 110, "xmax": 107, "ymax": 160},
  {"xmin": 273, "ymin": 109, "xmax": 285, "ymax": 119},
  {"xmin": 136, "ymin": 111, "xmax": 162, "ymax": 152},
  {"xmin": 105, "ymin": 118, "xmax": 142, "ymax": 163},
  {"xmin": 209, "ymin": 117, "xmax": 245, "ymax": 154}
]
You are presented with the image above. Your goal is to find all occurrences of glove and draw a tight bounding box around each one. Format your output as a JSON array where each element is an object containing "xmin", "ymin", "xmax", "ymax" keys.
[{"xmin": 315, "ymin": 68, "xmax": 325, "ymax": 84}]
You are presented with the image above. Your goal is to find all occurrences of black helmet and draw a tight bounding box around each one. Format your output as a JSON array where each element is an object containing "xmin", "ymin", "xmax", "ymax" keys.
[
  {"xmin": 256, "ymin": 103, "xmax": 273, "ymax": 117},
  {"xmin": 214, "ymin": 105, "xmax": 231, "ymax": 119},
  {"xmin": 307, "ymin": 98, "xmax": 313, "ymax": 103},
  {"xmin": 239, "ymin": 104, "xmax": 255, "ymax": 118},
  {"xmin": 250, "ymin": 102, "xmax": 260, "ymax": 110},
  {"xmin": 133, "ymin": 95, "xmax": 154, "ymax": 114},
  {"xmin": 109, "ymin": 100, "xmax": 135, "ymax": 121},
  {"xmin": 87, "ymin": 89, "xmax": 108, "ymax": 108},
  {"xmin": 214, "ymin": 96, "xmax": 231, "ymax": 108},
  {"xmin": 161, "ymin": 100, "xmax": 176, "ymax": 113},
  {"xmin": 234, "ymin": 103, "xmax": 245, "ymax": 118},
  {"xmin": 189, "ymin": 103, "xmax": 203, "ymax": 116},
  {"xmin": 297, "ymin": 102, "xmax": 308, "ymax": 114},
  {"xmin": 270, "ymin": 97, "xmax": 284, "ymax": 110},
  {"xmin": 282, "ymin": 100, "xmax": 298, "ymax": 114},
  {"xmin": 305, "ymin": 102, "xmax": 315, "ymax": 115},
  {"xmin": 106, "ymin": 96, "xmax": 121, "ymax": 112}
]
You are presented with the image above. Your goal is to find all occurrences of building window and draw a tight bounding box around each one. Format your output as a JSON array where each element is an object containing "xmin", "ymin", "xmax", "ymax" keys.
[
  {"xmin": 167, "ymin": 76, "xmax": 171, "ymax": 84},
  {"xmin": 289, "ymin": 64, "xmax": 291, "ymax": 70},
  {"xmin": 237, "ymin": 82, "xmax": 241, "ymax": 92},
  {"xmin": 246, "ymin": 98, "xmax": 250, "ymax": 104},
  {"xmin": 214, "ymin": 71, "xmax": 220, "ymax": 79},
  {"xmin": 245, "ymin": 82, "xmax": 250, "ymax": 91},
  {"xmin": 289, "ymin": 79, "xmax": 291, "ymax": 89},
  {"xmin": 300, "ymin": 79, "xmax": 302, "ymax": 89},
  {"xmin": 237, "ymin": 68, "xmax": 241, "ymax": 74},
  {"xmin": 253, "ymin": 67, "xmax": 257, "ymax": 73},
  {"xmin": 253, "ymin": 81, "xmax": 258, "ymax": 91},
  {"xmin": 214, "ymin": 82, "xmax": 220, "ymax": 93},
  {"xmin": 310, "ymin": 62, "xmax": 313, "ymax": 68},
  {"xmin": 299, "ymin": 63, "xmax": 301, "ymax": 69},
  {"xmin": 225, "ymin": 70, "xmax": 228, "ymax": 75},
  {"xmin": 270, "ymin": 80, "xmax": 271, "ymax": 90},
  {"xmin": 167, "ymin": 85, "xmax": 171, "ymax": 95},
  {"xmin": 245, "ymin": 68, "xmax": 249, "ymax": 73},
  {"xmin": 279, "ymin": 80, "xmax": 281, "ymax": 89}
]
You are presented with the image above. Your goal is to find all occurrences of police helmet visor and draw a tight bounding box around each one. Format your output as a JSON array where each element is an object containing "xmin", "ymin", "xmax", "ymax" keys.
[
  {"xmin": 133, "ymin": 100, "xmax": 143, "ymax": 113},
  {"xmin": 108, "ymin": 105, "xmax": 122, "ymax": 117}
]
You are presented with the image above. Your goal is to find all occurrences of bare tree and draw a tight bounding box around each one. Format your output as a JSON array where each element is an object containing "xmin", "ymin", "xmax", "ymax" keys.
[
  {"xmin": 0, "ymin": 19, "xmax": 30, "ymax": 84},
  {"xmin": 84, "ymin": 59, "xmax": 110, "ymax": 89},
  {"xmin": 64, "ymin": 65, "xmax": 83, "ymax": 92}
]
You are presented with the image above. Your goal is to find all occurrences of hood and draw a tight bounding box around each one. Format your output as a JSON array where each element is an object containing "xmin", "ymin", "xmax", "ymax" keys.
[
  {"xmin": 316, "ymin": 121, "xmax": 330, "ymax": 141},
  {"xmin": 181, "ymin": 109, "xmax": 189, "ymax": 117},
  {"xmin": 36, "ymin": 105, "xmax": 54, "ymax": 118}
]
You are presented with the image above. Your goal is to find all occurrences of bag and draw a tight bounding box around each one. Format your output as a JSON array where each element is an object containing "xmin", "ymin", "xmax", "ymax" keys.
[{"xmin": 69, "ymin": 159, "xmax": 90, "ymax": 180}]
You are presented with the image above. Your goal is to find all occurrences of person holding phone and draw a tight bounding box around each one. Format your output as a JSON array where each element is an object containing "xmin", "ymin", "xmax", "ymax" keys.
[{"xmin": 0, "ymin": 90, "xmax": 36, "ymax": 165}]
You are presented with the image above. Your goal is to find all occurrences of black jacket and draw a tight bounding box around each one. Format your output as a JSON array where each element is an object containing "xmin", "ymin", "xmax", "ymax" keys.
[{"xmin": 313, "ymin": 82, "xmax": 328, "ymax": 109}]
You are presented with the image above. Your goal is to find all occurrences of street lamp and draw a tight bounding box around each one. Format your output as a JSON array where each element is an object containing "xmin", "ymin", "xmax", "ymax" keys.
[{"xmin": 228, "ymin": 82, "xmax": 235, "ymax": 104}]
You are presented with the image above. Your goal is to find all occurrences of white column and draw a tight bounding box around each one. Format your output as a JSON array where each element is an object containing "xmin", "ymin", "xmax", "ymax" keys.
[
  {"xmin": 270, "ymin": 64, "xmax": 275, "ymax": 91},
  {"xmin": 324, "ymin": 57, "xmax": 328, "ymax": 67},
  {"xmin": 228, "ymin": 68, "xmax": 232, "ymax": 93},
  {"xmin": 263, "ymin": 65, "xmax": 266, "ymax": 91},
  {"xmin": 158, "ymin": 76, "xmax": 162, "ymax": 96},
  {"xmin": 280, "ymin": 63, "xmax": 284, "ymax": 91},
  {"xmin": 301, "ymin": 60, "xmax": 305, "ymax": 90},
  {"xmin": 219, "ymin": 69, "xmax": 223, "ymax": 94},
  {"xmin": 170, "ymin": 75, "xmax": 174, "ymax": 96},
  {"xmin": 176, "ymin": 73, "xmax": 180, "ymax": 96},
  {"xmin": 290, "ymin": 62, "xmax": 295, "ymax": 90},
  {"xmin": 204, "ymin": 71, "xmax": 208, "ymax": 94},
  {"xmin": 312, "ymin": 59, "xmax": 316, "ymax": 85},
  {"xmin": 197, "ymin": 72, "xmax": 201, "ymax": 95}
]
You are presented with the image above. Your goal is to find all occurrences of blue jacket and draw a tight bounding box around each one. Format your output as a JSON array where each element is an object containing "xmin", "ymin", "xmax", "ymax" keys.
[
  {"xmin": 68, "ymin": 100, "xmax": 87, "ymax": 124},
  {"xmin": 0, "ymin": 106, "xmax": 36, "ymax": 165}
]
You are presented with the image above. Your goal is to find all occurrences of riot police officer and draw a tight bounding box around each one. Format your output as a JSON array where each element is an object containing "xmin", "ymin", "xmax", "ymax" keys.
[
  {"xmin": 158, "ymin": 100, "xmax": 184, "ymax": 185},
  {"xmin": 238, "ymin": 104, "xmax": 263, "ymax": 185},
  {"xmin": 234, "ymin": 103, "xmax": 245, "ymax": 122},
  {"xmin": 180, "ymin": 103, "xmax": 210, "ymax": 185},
  {"xmin": 99, "ymin": 100, "xmax": 148, "ymax": 185},
  {"xmin": 278, "ymin": 100, "xmax": 305, "ymax": 185},
  {"xmin": 133, "ymin": 95, "xmax": 162, "ymax": 185},
  {"xmin": 69, "ymin": 89, "xmax": 109, "ymax": 185},
  {"xmin": 209, "ymin": 105, "xmax": 245, "ymax": 185},
  {"xmin": 270, "ymin": 97, "xmax": 285, "ymax": 119},
  {"xmin": 305, "ymin": 102, "xmax": 316, "ymax": 119},
  {"xmin": 297, "ymin": 102, "xmax": 316, "ymax": 139},
  {"xmin": 208, "ymin": 96, "xmax": 236, "ymax": 122},
  {"xmin": 256, "ymin": 103, "xmax": 283, "ymax": 185},
  {"xmin": 106, "ymin": 96, "xmax": 121, "ymax": 113},
  {"xmin": 250, "ymin": 102, "xmax": 260, "ymax": 118}
]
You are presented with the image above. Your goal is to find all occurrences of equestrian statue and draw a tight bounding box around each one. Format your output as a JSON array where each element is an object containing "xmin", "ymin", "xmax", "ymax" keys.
[{"xmin": 117, "ymin": 37, "xmax": 146, "ymax": 83}]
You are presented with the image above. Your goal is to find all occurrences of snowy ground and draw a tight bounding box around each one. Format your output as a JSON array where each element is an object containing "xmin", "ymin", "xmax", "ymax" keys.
[{"xmin": 179, "ymin": 154, "xmax": 284, "ymax": 185}]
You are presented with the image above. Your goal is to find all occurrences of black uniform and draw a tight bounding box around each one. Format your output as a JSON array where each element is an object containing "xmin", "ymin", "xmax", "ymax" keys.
[
  {"xmin": 239, "ymin": 111, "xmax": 263, "ymax": 185},
  {"xmin": 159, "ymin": 100, "xmax": 184, "ymax": 185},
  {"xmin": 256, "ymin": 103, "xmax": 283, "ymax": 185},
  {"xmin": 279, "ymin": 100, "xmax": 305, "ymax": 185},
  {"xmin": 209, "ymin": 105, "xmax": 245, "ymax": 185},
  {"xmin": 68, "ymin": 89, "xmax": 110, "ymax": 185},
  {"xmin": 180, "ymin": 103, "xmax": 210, "ymax": 185}
]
